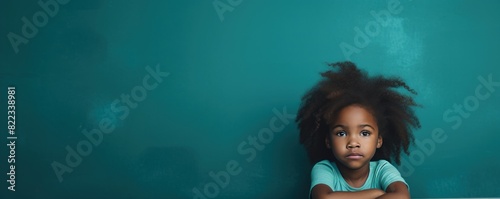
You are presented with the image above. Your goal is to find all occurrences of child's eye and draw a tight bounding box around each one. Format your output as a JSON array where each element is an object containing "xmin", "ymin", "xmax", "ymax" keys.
[
  {"xmin": 360, "ymin": 130, "xmax": 371, "ymax": 136},
  {"xmin": 336, "ymin": 131, "xmax": 346, "ymax": 137}
]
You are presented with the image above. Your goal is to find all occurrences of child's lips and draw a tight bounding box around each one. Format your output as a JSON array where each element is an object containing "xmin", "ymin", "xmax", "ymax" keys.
[{"xmin": 346, "ymin": 153, "xmax": 363, "ymax": 159}]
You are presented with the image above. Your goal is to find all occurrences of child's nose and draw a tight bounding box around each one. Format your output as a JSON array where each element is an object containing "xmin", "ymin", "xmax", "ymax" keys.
[{"xmin": 347, "ymin": 141, "xmax": 360, "ymax": 148}]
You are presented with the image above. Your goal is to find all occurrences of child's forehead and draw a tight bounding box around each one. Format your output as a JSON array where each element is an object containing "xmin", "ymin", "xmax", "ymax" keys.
[
  {"xmin": 333, "ymin": 111, "xmax": 377, "ymax": 123},
  {"xmin": 336, "ymin": 104, "xmax": 378, "ymax": 118},
  {"xmin": 327, "ymin": 104, "xmax": 380, "ymax": 127}
]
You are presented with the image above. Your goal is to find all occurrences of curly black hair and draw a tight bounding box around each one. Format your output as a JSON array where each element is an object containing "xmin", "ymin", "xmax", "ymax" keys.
[{"xmin": 296, "ymin": 61, "xmax": 421, "ymax": 165}]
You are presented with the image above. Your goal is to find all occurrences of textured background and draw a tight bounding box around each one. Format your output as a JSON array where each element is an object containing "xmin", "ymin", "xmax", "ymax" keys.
[{"xmin": 1, "ymin": 0, "xmax": 499, "ymax": 198}]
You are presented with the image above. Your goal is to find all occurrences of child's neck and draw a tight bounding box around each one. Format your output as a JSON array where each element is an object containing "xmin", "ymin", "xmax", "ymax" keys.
[{"xmin": 335, "ymin": 162, "xmax": 370, "ymax": 188}]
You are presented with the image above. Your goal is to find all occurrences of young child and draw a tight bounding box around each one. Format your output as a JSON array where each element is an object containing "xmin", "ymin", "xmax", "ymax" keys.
[{"xmin": 296, "ymin": 61, "xmax": 420, "ymax": 199}]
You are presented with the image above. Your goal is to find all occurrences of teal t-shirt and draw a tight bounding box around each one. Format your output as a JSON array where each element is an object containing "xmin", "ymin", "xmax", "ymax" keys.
[{"xmin": 309, "ymin": 159, "xmax": 408, "ymax": 197}]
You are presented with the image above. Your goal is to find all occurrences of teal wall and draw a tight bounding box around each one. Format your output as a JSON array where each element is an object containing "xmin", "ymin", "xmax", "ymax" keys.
[{"xmin": 1, "ymin": 0, "xmax": 499, "ymax": 198}]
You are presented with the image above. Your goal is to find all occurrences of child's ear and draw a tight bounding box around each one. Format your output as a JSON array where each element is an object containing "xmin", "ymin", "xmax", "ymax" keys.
[
  {"xmin": 325, "ymin": 137, "xmax": 331, "ymax": 149},
  {"xmin": 376, "ymin": 136, "xmax": 383, "ymax": 148}
]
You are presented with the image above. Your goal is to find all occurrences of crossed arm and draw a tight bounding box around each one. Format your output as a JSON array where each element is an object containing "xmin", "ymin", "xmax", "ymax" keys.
[{"xmin": 311, "ymin": 181, "xmax": 409, "ymax": 199}]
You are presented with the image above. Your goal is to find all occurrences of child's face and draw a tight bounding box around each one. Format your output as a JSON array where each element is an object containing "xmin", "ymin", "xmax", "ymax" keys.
[{"xmin": 325, "ymin": 104, "xmax": 382, "ymax": 170}]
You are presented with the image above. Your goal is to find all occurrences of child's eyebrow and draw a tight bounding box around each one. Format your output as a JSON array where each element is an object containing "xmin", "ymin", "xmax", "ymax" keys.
[
  {"xmin": 332, "ymin": 124, "xmax": 347, "ymax": 129},
  {"xmin": 359, "ymin": 124, "xmax": 376, "ymax": 130},
  {"xmin": 332, "ymin": 124, "xmax": 376, "ymax": 130}
]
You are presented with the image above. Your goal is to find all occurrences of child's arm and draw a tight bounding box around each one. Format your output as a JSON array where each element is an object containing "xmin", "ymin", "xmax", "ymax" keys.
[
  {"xmin": 375, "ymin": 181, "xmax": 410, "ymax": 199},
  {"xmin": 311, "ymin": 184, "xmax": 385, "ymax": 199}
]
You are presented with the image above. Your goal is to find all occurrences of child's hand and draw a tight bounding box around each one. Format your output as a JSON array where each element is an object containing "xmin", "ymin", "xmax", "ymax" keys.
[
  {"xmin": 311, "ymin": 185, "xmax": 386, "ymax": 199},
  {"xmin": 375, "ymin": 181, "xmax": 410, "ymax": 199},
  {"xmin": 366, "ymin": 188, "xmax": 385, "ymax": 198}
]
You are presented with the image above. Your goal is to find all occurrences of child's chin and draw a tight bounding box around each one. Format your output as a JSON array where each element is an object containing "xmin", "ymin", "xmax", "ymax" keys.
[{"xmin": 340, "ymin": 160, "xmax": 369, "ymax": 170}]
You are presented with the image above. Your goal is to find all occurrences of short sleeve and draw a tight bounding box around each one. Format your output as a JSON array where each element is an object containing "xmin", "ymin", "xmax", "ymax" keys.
[
  {"xmin": 310, "ymin": 160, "xmax": 335, "ymax": 195},
  {"xmin": 377, "ymin": 160, "xmax": 409, "ymax": 191}
]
